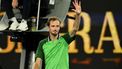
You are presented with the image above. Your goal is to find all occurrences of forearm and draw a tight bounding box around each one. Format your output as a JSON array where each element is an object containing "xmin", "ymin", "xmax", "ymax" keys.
[
  {"xmin": 70, "ymin": 13, "xmax": 81, "ymax": 37},
  {"xmin": 74, "ymin": 13, "xmax": 81, "ymax": 31}
]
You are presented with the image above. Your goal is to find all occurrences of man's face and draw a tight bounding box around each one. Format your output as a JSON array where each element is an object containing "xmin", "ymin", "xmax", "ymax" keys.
[{"xmin": 48, "ymin": 20, "xmax": 60, "ymax": 36}]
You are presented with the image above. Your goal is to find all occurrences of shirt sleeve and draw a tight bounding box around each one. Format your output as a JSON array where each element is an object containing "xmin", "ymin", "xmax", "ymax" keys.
[
  {"xmin": 62, "ymin": 33, "xmax": 75, "ymax": 44},
  {"xmin": 35, "ymin": 40, "xmax": 45, "ymax": 61}
]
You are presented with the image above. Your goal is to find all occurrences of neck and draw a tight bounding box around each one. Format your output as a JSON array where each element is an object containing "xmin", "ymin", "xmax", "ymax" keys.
[{"xmin": 49, "ymin": 34, "xmax": 58, "ymax": 41}]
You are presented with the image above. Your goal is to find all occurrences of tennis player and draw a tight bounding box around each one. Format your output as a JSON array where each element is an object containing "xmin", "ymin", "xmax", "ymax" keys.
[{"xmin": 34, "ymin": 0, "xmax": 81, "ymax": 69}]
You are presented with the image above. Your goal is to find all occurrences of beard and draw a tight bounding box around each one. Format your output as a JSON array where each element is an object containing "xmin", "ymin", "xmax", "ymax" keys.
[
  {"xmin": 51, "ymin": 30, "xmax": 59, "ymax": 36},
  {"xmin": 51, "ymin": 32, "xmax": 58, "ymax": 36},
  {"xmin": 52, "ymin": 33, "xmax": 57, "ymax": 36}
]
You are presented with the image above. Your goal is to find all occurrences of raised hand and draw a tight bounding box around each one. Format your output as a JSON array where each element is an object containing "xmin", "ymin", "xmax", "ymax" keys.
[{"xmin": 72, "ymin": 0, "xmax": 81, "ymax": 14}]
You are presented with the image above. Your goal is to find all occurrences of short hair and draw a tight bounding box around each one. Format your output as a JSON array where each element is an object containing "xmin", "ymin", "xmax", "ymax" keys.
[{"xmin": 46, "ymin": 16, "xmax": 61, "ymax": 26}]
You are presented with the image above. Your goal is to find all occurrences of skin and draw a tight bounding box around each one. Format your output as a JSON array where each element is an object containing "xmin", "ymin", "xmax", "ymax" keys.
[
  {"xmin": 49, "ymin": 20, "xmax": 61, "ymax": 41},
  {"xmin": 12, "ymin": 0, "xmax": 18, "ymax": 8},
  {"xmin": 34, "ymin": 0, "xmax": 81, "ymax": 69}
]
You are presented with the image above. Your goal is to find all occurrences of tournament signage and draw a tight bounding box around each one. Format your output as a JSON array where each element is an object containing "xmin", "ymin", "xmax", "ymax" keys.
[{"xmin": 0, "ymin": 11, "xmax": 122, "ymax": 69}]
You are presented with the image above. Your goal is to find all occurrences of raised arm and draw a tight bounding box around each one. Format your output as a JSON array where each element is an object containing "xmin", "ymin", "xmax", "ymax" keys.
[{"xmin": 69, "ymin": 0, "xmax": 81, "ymax": 37}]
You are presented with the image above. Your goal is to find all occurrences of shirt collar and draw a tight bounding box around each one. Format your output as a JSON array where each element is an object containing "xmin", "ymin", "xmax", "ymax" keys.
[{"xmin": 48, "ymin": 34, "xmax": 60, "ymax": 41}]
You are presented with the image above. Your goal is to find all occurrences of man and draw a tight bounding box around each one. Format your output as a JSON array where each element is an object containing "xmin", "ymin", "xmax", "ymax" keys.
[
  {"xmin": 34, "ymin": 0, "xmax": 81, "ymax": 69},
  {"xmin": 2, "ymin": 0, "xmax": 33, "ymax": 31}
]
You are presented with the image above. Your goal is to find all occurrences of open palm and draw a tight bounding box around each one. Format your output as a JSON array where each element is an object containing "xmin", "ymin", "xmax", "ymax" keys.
[{"xmin": 72, "ymin": 0, "xmax": 81, "ymax": 14}]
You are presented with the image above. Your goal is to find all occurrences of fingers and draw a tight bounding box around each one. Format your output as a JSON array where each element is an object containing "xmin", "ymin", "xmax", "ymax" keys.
[
  {"xmin": 79, "ymin": 1, "xmax": 81, "ymax": 5},
  {"xmin": 72, "ymin": 2, "xmax": 76, "ymax": 8},
  {"xmin": 74, "ymin": 0, "xmax": 78, "ymax": 5},
  {"xmin": 73, "ymin": 0, "xmax": 77, "ymax": 6},
  {"xmin": 73, "ymin": 0, "xmax": 81, "ymax": 7},
  {"xmin": 71, "ymin": 9, "xmax": 76, "ymax": 12},
  {"xmin": 72, "ymin": 0, "xmax": 81, "ymax": 14}
]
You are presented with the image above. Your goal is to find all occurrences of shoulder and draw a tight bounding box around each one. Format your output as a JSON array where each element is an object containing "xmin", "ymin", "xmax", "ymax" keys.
[
  {"xmin": 61, "ymin": 33, "xmax": 75, "ymax": 44},
  {"xmin": 61, "ymin": 33, "xmax": 71, "ymax": 40},
  {"xmin": 39, "ymin": 38, "xmax": 48, "ymax": 44},
  {"xmin": 38, "ymin": 38, "xmax": 48, "ymax": 47}
]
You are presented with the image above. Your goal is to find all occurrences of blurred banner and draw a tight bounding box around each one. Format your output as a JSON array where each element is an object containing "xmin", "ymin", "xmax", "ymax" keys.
[{"xmin": 0, "ymin": 0, "xmax": 122, "ymax": 69}]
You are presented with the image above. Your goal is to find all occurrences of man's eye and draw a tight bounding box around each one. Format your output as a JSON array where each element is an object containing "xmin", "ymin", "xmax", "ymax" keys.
[
  {"xmin": 51, "ymin": 25, "xmax": 55, "ymax": 27},
  {"xmin": 56, "ymin": 25, "xmax": 59, "ymax": 27}
]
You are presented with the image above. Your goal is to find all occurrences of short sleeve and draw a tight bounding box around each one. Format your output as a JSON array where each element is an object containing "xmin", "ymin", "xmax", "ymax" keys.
[
  {"xmin": 62, "ymin": 33, "xmax": 75, "ymax": 44},
  {"xmin": 35, "ymin": 38, "xmax": 47, "ymax": 61}
]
